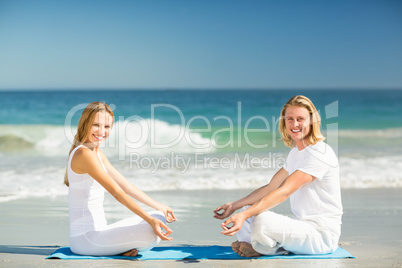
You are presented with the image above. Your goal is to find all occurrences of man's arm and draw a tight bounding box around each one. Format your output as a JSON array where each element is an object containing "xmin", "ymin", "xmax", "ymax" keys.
[
  {"xmin": 221, "ymin": 170, "xmax": 315, "ymax": 236},
  {"xmin": 214, "ymin": 167, "xmax": 289, "ymax": 219}
]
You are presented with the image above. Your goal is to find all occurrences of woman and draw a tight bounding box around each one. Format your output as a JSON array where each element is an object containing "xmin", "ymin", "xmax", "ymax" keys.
[
  {"xmin": 214, "ymin": 95, "xmax": 342, "ymax": 257},
  {"xmin": 65, "ymin": 102, "xmax": 176, "ymax": 256}
]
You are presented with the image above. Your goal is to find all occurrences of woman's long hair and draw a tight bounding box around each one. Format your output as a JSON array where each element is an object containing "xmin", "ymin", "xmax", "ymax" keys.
[
  {"xmin": 278, "ymin": 95, "xmax": 325, "ymax": 148},
  {"xmin": 64, "ymin": 102, "xmax": 114, "ymax": 186}
]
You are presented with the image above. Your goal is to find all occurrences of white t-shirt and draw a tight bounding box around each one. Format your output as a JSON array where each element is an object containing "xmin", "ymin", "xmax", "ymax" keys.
[{"xmin": 283, "ymin": 141, "xmax": 343, "ymax": 236}]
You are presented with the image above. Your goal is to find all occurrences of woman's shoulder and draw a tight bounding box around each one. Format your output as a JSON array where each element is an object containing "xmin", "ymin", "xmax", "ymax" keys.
[
  {"xmin": 95, "ymin": 148, "xmax": 109, "ymax": 161},
  {"xmin": 72, "ymin": 146, "xmax": 97, "ymax": 161},
  {"xmin": 70, "ymin": 146, "xmax": 98, "ymax": 174}
]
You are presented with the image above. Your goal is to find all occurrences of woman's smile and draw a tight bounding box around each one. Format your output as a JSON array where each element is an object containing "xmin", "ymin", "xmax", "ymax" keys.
[
  {"xmin": 86, "ymin": 112, "xmax": 113, "ymax": 146},
  {"xmin": 92, "ymin": 134, "xmax": 105, "ymax": 141}
]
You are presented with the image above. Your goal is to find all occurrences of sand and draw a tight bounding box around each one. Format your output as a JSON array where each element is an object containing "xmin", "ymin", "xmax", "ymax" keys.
[{"xmin": 0, "ymin": 188, "xmax": 401, "ymax": 267}]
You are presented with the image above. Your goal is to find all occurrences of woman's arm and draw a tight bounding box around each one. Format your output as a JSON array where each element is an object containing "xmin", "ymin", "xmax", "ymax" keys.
[
  {"xmin": 98, "ymin": 150, "xmax": 176, "ymax": 223},
  {"xmin": 71, "ymin": 147, "xmax": 174, "ymax": 239},
  {"xmin": 213, "ymin": 167, "xmax": 289, "ymax": 219},
  {"xmin": 220, "ymin": 170, "xmax": 315, "ymax": 236}
]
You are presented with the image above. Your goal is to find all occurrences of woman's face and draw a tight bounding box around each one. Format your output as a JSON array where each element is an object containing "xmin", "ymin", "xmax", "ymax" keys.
[
  {"xmin": 284, "ymin": 105, "xmax": 311, "ymax": 148},
  {"xmin": 86, "ymin": 111, "xmax": 113, "ymax": 146}
]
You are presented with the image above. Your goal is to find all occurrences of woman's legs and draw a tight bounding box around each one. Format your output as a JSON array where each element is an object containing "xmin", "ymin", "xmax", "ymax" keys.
[{"xmin": 70, "ymin": 211, "xmax": 165, "ymax": 256}]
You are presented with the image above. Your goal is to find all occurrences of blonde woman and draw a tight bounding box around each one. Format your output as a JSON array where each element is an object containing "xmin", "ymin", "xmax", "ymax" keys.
[
  {"xmin": 65, "ymin": 102, "xmax": 176, "ymax": 256},
  {"xmin": 214, "ymin": 95, "xmax": 342, "ymax": 257}
]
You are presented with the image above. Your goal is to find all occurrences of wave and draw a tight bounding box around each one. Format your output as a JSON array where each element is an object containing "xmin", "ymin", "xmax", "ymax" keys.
[
  {"xmin": 0, "ymin": 134, "xmax": 35, "ymax": 151},
  {"xmin": 1, "ymin": 124, "xmax": 401, "ymax": 203},
  {"xmin": 338, "ymin": 128, "xmax": 402, "ymax": 138},
  {"xmin": 1, "ymin": 124, "xmax": 400, "ymax": 156},
  {"xmin": 102, "ymin": 119, "xmax": 216, "ymax": 156},
  {"xmin": 0, "ymin": 125, "xmax": 70, "ymax": 155},
  {"xmin": 0, "ymin": 120, "xmax": 216, "ymax": 156}
]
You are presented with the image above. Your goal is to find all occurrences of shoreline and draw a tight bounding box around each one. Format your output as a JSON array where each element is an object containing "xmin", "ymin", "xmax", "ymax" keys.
[{"xmin": 1, "ymin": 188, "xmax": 401, "ymax": 267}]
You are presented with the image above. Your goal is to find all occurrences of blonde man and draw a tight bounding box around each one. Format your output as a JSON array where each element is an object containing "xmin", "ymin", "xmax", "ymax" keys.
[{"xmin": 214, "ymin": 95, "xmax": 342, "ymax": 257}]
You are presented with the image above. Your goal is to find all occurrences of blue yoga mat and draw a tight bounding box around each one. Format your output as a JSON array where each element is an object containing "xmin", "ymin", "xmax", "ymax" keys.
[{"xmin": 47, "ymin": 246, "xmax": 354, "ymax": 260}]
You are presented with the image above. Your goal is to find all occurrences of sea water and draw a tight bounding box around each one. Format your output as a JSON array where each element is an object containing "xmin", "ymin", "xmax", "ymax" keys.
[{"xmin": 0, "ymin": 89, "xmax": 401, "ymax": 202}]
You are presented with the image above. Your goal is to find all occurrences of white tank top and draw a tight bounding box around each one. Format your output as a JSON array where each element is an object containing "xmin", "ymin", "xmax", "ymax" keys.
[{"xmin": 68, "ymin": 145, "xmax": 107, "ymax": 237}]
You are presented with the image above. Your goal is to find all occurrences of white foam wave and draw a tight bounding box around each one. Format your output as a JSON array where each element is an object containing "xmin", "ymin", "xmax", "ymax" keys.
[
  {"xmin": 339, "ymin": 155, "xmax": 402, "ymax": 188},
  {"xmin": 116, "ymin": 154, "xmax": 402, "ymax": 191},
  {"xmin": 102, "ymin": 119, "xmax": 216, "ymax": 157},
  {"xmin": 1, "ymin": 153, "xmax": 401, "ymax": 203},
  {"xmin": 0, "ymin": 164, "xmax": 68, "ymax": 203}
]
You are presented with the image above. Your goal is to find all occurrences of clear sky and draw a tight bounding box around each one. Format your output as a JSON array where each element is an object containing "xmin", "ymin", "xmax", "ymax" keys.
[{"xmin": 0, "ymin": 0, "xmax": 401, "ymax": 90}]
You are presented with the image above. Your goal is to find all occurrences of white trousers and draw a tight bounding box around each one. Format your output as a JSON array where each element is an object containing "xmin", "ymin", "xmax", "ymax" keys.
[
  {"xmin": 70, "ymin": 211, "xmax": 165, "ymax": 256},
  {"xmin": 236, "ymin": 207, "xmax": 337, "ymax": 255}
]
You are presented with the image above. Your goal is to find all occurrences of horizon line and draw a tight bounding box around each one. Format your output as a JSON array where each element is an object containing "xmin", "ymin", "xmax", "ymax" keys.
[{"xmin": 1, "ymin": 87, "xmax": 402, "ymax": 92}]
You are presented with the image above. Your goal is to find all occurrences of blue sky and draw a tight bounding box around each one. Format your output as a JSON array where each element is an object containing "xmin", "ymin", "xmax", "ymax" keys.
[{"xmin": 0, "ymin": 0, "xmax": 401, "ymax": 90}]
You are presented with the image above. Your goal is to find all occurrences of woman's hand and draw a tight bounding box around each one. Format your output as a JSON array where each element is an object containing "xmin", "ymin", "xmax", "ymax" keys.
[
  {"xmin": 158, "ymin": 204, "xmax": 177, "ymax": 223},
  {"xmin": 213, "ymin": 203, "xmax": 235, "ymax": 220},
  {"xmin": 220, "ymin": 212, "xmax": 246, "ymax": 236},
  {"xmin": 150, "ymin": 218, "xmax": 173, "ymax": 241}
]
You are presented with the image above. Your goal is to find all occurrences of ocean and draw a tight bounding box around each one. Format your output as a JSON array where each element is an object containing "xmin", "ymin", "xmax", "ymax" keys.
[{"xmin": 1, "ymin": 89, "xmax": 401, "ymax": 202}]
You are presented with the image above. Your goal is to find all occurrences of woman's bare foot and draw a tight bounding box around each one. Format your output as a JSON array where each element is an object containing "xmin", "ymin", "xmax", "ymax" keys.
[
  {"xmin": 122, "ymin": 248, "xmax": 138, "ymax": 257},
  {"xmin": 231, "ymin": 241, "xmax": 241, "ymax": 254},
  {"xmin": 238, "ymin": 242, "xmax": 262, "ymax": 257}
]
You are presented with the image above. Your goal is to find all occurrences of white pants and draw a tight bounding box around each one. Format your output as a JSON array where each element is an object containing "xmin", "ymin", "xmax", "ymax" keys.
[
  {"xmin": 70, "ymin": 211, "xmax": 165, "ymax": 256},
  {"xmin": 237, "ymin": 207, "xmax": 337, "ymax": 255}
]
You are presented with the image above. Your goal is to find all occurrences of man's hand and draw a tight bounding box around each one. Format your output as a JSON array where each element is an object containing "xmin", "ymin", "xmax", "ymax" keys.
[
  {"xmin": 220, "ymin": 212, "xmax": 246, "ymax": 236},
  {"xmin": 213, "ymin": 203, "xmax": 235, "ymax": 219}
]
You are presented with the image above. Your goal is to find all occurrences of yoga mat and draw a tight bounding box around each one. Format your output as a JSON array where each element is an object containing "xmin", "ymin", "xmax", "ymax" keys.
[{"xmin": 47, "ymin": 246, "xmax": 355, "ymax": 260}]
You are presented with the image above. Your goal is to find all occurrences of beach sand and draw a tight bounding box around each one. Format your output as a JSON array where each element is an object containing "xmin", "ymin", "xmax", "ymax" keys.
[{"xmin": 0, "ymin": 188, "xmax": 401, "ymax": 267}]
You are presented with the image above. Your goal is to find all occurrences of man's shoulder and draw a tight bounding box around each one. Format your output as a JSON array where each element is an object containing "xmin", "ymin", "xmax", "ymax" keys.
[{"xmin": 306, "ymin": 142, "xmax": 338, "ymax": 166}]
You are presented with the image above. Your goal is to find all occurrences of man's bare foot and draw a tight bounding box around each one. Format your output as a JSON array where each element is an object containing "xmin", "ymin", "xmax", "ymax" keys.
[
  {"xmin": 122, "ymin": 248, "xmax": 138, "ymax": 257},
  {"xmin": 238, "ymin": 242, "xmax": 262, "ymax": 257},
  {"xmin": 231, "ymin": 241, "xmax": 241, "ymax": 254}
]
